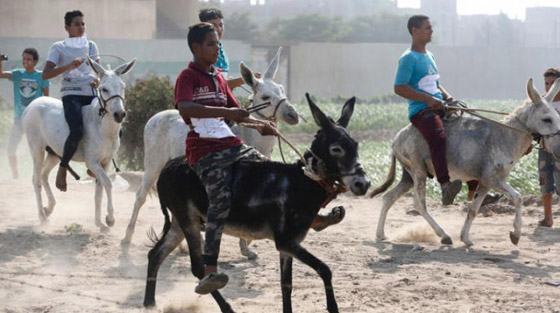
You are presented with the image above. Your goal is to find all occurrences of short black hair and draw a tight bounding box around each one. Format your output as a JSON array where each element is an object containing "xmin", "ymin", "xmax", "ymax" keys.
[
  {"xmin": 199, "ymin": 8, "xmax": 223, "ymax": 22},
  {"xmin": 65, "ymin": 10, "xmax": 84, "ymax": 26},
  {"xmin": 544, "ymin": 68, "xmax": 560, "ymax": 79},
  {"xmin": 187, "ymin": 23, "xmax": 216, "ymax": 53},
  {"xmin": 22, "ymin": 48, "xmax": 39, "ymax": 62},
  {"xmin": 407, "ymin": 14, "xmax": 430, "ymax": 35}
]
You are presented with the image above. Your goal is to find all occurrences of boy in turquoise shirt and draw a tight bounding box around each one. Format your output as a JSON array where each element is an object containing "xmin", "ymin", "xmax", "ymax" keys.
[
  {"xmin": 0, "ymin": 48, "xmax": 50, "ymax": 179},
  {"xmin": 394, "ymin": 15, "xmax": 462, "ymax": 205}
]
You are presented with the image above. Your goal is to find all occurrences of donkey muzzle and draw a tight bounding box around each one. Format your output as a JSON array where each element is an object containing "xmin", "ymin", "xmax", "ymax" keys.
[{"xmin": 114, "ymin": 111, "xmax": 126, "ymax": 123}]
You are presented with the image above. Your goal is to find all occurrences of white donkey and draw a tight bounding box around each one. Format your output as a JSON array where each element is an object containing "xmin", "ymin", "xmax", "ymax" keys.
[
  {"xmin": 122, "ymin": 48, "xmax": 299, "ymax": 246},
  {"xmin": 371, "ymin": 78, "xmax": 560, "ymax": 247},
  {"xmin": 22, "ymin": 57, "xmax": 136, "ymax": 227}
]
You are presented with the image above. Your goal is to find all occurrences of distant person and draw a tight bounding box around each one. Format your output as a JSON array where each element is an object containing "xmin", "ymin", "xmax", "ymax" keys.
[
  {"xmin": 0, "ymin": 48, "xmax": 50, "ymax": 179},
  {"xmin": 199, "ymin": 8, "xmax": 258, "ymax": 89},
  {"xmin": 42, "ymin": 10, "xmax": 100, "ymax": 192},
  {"xmin": 394, "ymin": 14, "xmax": 462, "ymax": 205},
  {"xmin": 537, "ymin": 68, "xmax": 560, "ymax": 227}
]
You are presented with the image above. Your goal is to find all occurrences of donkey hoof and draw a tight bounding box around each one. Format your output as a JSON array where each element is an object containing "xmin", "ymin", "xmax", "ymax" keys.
[
  {"xmin": 106, "ymin": 215, "xmax": 115, "ymax": 227},
  {"xmin": 44, "ymin": 206, "xmax": 54, "ymax": 217},
  {"xmin": 143, "ymin": 299, "xmax": 156, "ymax": 308},
  {"xmin": 245, "ymin": 250, "xmax": 258, "ymax": 260},
  {"xmin": 509, "ymin": 232, "xmax": 520, "ymax": 245},
  {"xmin": 441, "ymin": 236, "xmax": 453, "ymax": 245}
]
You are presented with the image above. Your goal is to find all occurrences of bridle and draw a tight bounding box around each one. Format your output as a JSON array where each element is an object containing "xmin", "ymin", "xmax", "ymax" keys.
[
  {"xmin": 302, "ymin": 148, "xmax": 368, "ymax": 208},
  {"xmin": 249, "ymin": 97, "xmax": 287, "ymax": 122},
  {"xmin": 96, "ymin": 88, "xmax": 125, "ymax": 118}
]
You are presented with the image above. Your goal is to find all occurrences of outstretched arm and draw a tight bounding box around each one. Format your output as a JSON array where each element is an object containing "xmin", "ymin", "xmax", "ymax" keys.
[{"xmin": 0, "ymin": 60, "xmax": 11, "ymax": 79}]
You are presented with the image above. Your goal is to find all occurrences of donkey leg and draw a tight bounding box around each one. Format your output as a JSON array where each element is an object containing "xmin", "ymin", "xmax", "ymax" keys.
[
  {"xmin": 122, "ymin": 165, "xmax": 161, "ymax": 245},
  {"xmin": 460, "ymin": 184, "xmax": 490, "ymax": 247},
  {"xmin": 144, "ymin": 218, "xmax": 185, "ymax": 308},
  {"xmin": 412, "ymin": 174, "xmax": 452, "ymax": 245},
  {"xmin": 89, "ymin": 162, "xmax": 116, "ymax": 227},
  {"xmin": 239, "ymin": 238, "xmax": 257, "ymax": 260},
  {"xmin": 179, "ymin": 217, "xmax": 235, "ymax": 313},
  {"xmin": 94, "ymin": 178, "xmax": 104, "ymax": 228},
  {"xmin": 40, "ymin": 154, "xmax": 59, "ymax": 217},
  {"xmin": 377, "ymin": 169, "xmax": 414, "ymax": 241},
  {"xmin": 494, "ymin": 181, "xmax": 523, "ymax": 245},
  {"xmin": 280, "ymin": 253, "xmax": 293, "ymax": 313},
  {"xmin": 278, "ymin": 241, "xmax": 338, "ymax": 313},
  {"xmin": 30, "ymin": 148, "xmax": 48, "ymax": 223}
]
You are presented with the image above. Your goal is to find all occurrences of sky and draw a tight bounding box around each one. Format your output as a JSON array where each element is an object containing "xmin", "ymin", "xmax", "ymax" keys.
[{"xmin": 397, "ymin": 0, "xmax": 560, "ymax": 20}]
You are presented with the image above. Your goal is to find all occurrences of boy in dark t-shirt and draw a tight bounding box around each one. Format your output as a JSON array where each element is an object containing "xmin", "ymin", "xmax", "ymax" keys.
[{"xmin": 175, "ymin": 22, "xmax": 277, "ymax": 295}]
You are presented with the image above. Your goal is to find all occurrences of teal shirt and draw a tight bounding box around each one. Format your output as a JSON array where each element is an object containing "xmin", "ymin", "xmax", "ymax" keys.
[
  {"xmin": 214, "ymin": 42, "xmax": 229, "ymax": 76},
  {"xmin": 10, "ymin": 69, "xmax": 50, "ymax": 118},
  {"xmin": 394, "ymin": 49, "xmax": 443, "ymax": 120}
]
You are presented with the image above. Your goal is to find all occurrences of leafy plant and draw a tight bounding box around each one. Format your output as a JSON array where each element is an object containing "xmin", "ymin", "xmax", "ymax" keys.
[{"xmin": 118, "ymin": 75, "xmax": 175, "ymax": 170}]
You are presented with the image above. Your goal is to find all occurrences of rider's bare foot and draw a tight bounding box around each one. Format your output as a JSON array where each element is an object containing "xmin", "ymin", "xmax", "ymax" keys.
[{"xmin": 56, "ymin": 166, "xmax": 68, "ymax": 192}]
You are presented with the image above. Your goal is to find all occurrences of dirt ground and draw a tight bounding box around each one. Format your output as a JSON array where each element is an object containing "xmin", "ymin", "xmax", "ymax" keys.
[{"xmin": 0, "ymin": 170, "xmax": 559, "ymax": 313}]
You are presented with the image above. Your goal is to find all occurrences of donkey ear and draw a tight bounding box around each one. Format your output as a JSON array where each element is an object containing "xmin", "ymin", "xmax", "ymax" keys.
[
  {"xmin": 337, "ymin": 97, "xmax": 356, "ymax": 128},
  {"xmin": 240, "ymin": 62, "xmax": 258, "ymax": 89},
  {"xmin": 544, "ymin": 77, "xmax": 560, "ymax": 104},
  {"xmin": 114, "ymin": 58, "xmax": 136, "ymax": 76},
  {"xmin": 306, "ymin": 93, "xmax": 331, "ymax": 129},
  {"xmin": 527, "ymin": 78, "xmax": 542, "ymax": 105},
  {"xmin": 87, "ymin": 56, "xmax": 106, "ymax": 77},
  {"xmin": 264, "ymin": 46, "xmax": 282, "ymax": 80}
]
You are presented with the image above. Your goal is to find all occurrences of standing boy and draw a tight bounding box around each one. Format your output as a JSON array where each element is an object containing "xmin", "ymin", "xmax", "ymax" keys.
[
  {"xmin": 42, "ymin": 10, "xmax": 100, "ymax": 191},
  {"xmin": 176, "ymin": 22, "xmax": 277, "ymax": 294},
  {"xmin": 537, "ymin": 68, "xmax": 560, "ymax": 227},
  {"xmin": 394, "ymin": 14, "xmax": 462, "ymax": 205},
  {"xmin": 0, "ymin": 48, "xmax": 50, "ymax": 179}
]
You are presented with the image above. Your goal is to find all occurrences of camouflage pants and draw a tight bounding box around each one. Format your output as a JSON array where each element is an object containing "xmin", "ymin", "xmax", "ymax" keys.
[{"xmin": 191, "ymin": 144, "xmax": 266, "ymax": 266}]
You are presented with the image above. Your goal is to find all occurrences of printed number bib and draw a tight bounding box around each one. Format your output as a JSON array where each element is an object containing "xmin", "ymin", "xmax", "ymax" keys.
[{"xmin": 191, "ymin": 118, "xmax": 235, "ymax": 139}]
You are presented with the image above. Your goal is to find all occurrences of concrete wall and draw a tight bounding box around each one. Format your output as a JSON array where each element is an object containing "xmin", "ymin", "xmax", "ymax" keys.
[
  {"xmin": 0, "ymin": 38, "xmax": 252, "ymax": 100},
  {"xmin": 0, "ymin": 0, "xmax": 156, "ymax": 40},
  {"xmin": 288, "ymin": 42, "xmax": 560, "ymax": 101}
]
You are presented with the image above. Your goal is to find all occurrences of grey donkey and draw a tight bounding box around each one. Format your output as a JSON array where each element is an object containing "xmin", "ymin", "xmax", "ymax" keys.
[{"xmin": 371, "ymin": 78, "xmax": 560, "ymax": 247}]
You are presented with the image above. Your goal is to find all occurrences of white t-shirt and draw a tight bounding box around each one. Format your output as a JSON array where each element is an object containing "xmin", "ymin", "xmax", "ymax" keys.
[{"xmin": 46, "ymin": 38, "xmax": 99, "ymax": 96}]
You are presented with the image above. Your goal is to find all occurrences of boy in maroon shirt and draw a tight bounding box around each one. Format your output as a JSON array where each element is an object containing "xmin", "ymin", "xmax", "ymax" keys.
[{"xmin": 175, "ymin": 23, "xmax": 277, "ymax": 294}]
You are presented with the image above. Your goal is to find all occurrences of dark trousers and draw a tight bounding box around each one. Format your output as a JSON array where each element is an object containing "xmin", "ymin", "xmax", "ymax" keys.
[
  {"xmin": 411, "ymin": 109, "xmax": 450, "ymax": 184},
  {"xmin": 191, "ymin": 145, "xmax": 265, "ymax": 266},
  {"xmin": 60, "ymin": 95, "xmax": 95, "ymax": 167}
]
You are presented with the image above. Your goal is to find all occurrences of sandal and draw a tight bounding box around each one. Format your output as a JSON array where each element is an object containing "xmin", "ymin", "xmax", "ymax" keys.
[
  {"xmin": 195, "ymin": 272, "xmax": 229, "ymax": 295},
  {"xmin": 311, "ymin": 206, "xmax": 345, "ymax": 232}
]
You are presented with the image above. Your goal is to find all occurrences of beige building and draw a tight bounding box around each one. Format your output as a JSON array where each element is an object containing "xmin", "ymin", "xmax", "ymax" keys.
[{"xmin": 0, "ymin": 0, "xmax": 199, "ymax": 40}]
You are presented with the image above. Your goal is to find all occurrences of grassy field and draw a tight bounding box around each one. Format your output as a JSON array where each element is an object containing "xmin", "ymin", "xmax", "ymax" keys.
[{"xmin": 0, "ymin": 98, "xmax": 541, "ymax": 199}]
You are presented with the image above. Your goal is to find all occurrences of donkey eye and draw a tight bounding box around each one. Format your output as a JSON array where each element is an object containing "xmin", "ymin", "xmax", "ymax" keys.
[
  {"xmin": 329, "ymin": 144, "xmax": 345, "ymax": 156},
  {"xmin": 101, "ymin": 88, "xmax": 109, "ymax": 93},
  {"xmin": 262, "ymin": 95, "xmax": 271, "ymax": 101},
  {"xmin": 543, "ymin": 118, "xmax": 552, "ymax": 123}
]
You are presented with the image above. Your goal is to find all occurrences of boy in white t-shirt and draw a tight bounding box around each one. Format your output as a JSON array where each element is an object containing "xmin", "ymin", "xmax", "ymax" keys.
[{"xmin": 42, "ymin": 10, "xmax": 100, "ymax": 191}]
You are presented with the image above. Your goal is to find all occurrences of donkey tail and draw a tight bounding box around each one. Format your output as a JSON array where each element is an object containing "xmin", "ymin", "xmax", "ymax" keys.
[
  {"xmin": 369, "ymin": 154, "xmax": 397, "ymax": 198},
  {"xmin": 147, "ymin": 197, "xmax": 172, "ymax": 246}
]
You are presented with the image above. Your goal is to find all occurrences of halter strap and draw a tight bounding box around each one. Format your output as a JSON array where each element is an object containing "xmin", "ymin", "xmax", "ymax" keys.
[
  {"xmin": 252, "ymin": 98, "xmax": 287, "ymax": 122},
  {"xmin": 96, "ymin": 88, "xmax": 125, "ymax": 118}
]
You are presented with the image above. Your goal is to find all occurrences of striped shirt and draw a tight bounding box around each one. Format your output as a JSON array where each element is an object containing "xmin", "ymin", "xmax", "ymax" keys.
[{"xmin": 174, "ymin": 61, "xmax": 243, "ymax": 165}]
